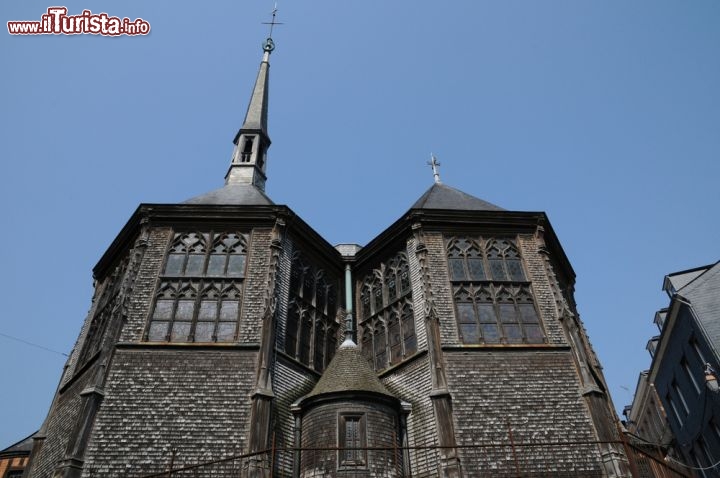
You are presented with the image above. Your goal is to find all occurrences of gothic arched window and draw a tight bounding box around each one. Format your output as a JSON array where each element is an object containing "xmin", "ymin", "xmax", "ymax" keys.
[
  {"xmin": 447, "ymin": 236, "xmax": 544, "ymax": 345},
  {"xmin": 285, "ymin": 300, "xmax": 300, "ymax": 357},
  {"xmin": 147, "ymin": 231, "xmax": 248, "ymax": 343},
  {"xmin": 284, "ymin": 252, "xmax": 339, "ymax": 372},
  {"xmin": 401, "ymin": 302, "xmax": 417, "ymax": 357},
  {"xmin": 359, "ymin": 251, "xmax": 416, "ymax": 371},
  {"xmin": 77, "ymin": 259, "xmax": 128, "ymax": 367},
  {"xmin": 373, "ymin": 322, "xmax": 387, "ymax": 371}
]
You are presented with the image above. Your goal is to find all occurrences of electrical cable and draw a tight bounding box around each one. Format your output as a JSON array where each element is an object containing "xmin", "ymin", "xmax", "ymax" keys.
[
  {"xmin": 665, "ymin": 453, "xmax": 720, "ymax": 471},
  {"xmin": 0, "ymin": 331, "xmax": 69, "ymax": 357}
]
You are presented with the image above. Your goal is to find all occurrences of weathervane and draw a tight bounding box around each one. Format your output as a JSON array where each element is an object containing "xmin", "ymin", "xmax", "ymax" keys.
[
  {"xmin": 261, "ymin": 3, "xmax": 283, "ymax": 52},
  {"xmin": 427, "ymin": 153, "xmax": 442, "ymax": 184}
]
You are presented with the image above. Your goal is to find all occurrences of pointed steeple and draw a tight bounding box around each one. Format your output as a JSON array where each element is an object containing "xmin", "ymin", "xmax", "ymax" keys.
[{"xmin": 225, "ymin": 37, "xmax": 274, "ymax": 191}]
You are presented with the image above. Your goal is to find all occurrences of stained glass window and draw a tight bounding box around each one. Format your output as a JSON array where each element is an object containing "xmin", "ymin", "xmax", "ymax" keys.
[
  {"xmin": 147, "ymin": 232, "xmax": 248, "ymax": 343},
  {"xmin": 284, "ymin": 252, "xmax": 339, "ymax": 372},
  {"xmin": 359, "ymin": 251, "xmax": 416, "ymax": 371},
  {"xmin": 447, "ymin": 237, "xmax": 544, "ymax": 345}
]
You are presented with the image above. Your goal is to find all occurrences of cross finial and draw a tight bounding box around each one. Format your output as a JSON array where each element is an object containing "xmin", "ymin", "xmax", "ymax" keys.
[
  {"xmin": 427, "ymin": 153, "xmax": 442, "ymax": 184},
  {"xmin": 262, "ymin": 3, "xmax": 283, "ymax": 42}
]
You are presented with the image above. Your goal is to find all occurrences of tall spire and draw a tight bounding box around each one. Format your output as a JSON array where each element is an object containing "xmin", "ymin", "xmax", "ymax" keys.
[{"xmin": 225, "ymin": 23, "xmax": 277, "ymax": 191}]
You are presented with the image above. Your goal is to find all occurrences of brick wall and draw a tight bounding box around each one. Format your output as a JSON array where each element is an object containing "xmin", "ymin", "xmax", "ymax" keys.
[
  {"xmin": 82, "ymin": 348, "xmax": 257, "ymax": 477},
  {"xmin": 0, "ymin": 456, "xmax": 29, "ymax": 477}
]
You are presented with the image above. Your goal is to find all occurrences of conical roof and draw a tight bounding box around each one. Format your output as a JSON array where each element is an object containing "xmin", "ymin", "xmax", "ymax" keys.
[
  {"xmin": 238, "ymin": 51, "xmax": 270, "ymax": 136},
  {"xmin": 305, "ymin": 341, "xmax": 395, "ymax": 399},
  {"xmin": 411, "ymin": 183, "xmax": 504, "ymax": 211}
]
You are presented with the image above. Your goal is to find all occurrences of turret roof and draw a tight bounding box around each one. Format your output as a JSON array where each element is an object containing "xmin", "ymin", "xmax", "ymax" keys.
[
  {"xmin": 411, "ymin": 182, "xmax": 504, "ymax": 211},
  {"xmin": 305, "ymin": 341, "xmax": 395, "ymax": 399}
]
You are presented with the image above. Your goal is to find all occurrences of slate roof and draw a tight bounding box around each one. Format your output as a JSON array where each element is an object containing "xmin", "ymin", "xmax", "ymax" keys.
[
  {"xmin": 305, "ymin": 341, "xmax": 395, "ymax": 399},
  {"xmin": 183, "ymin": 184, "xmax": 274, "ymax": 205},
  {"xmin": 664, "ymin": 265, "xmax": 713, "ymax": 295},
  {"xmin": 238, "ymin": 52, "xmax": 270, "ymax": 136},
  {"xmin": 0, "ymin": 432, "xmax": 35, "ymax": 456},
  {"xmin": 678, "ymin": 261, "xmax": 720, "ymax": 351},
  {"xmin": 410, "ymin": 183, "xmax": 504, "ymax": 211}
]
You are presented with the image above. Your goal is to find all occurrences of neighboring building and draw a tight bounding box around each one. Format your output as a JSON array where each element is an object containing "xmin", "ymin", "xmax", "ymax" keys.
[
  {"xmin": 623, "ymin": 370, "xmax": 674, "ymax": 449},
  {"xmin": 625, "ymin": 262, "xmax": 720, "ymax": 477},
  {"xmin": 25, "ymin": 34, "xmax": 632, "ymax": 478},
  {"xmin": 0, "ymin": 433, "xmax": 35, "ymax": 477}
]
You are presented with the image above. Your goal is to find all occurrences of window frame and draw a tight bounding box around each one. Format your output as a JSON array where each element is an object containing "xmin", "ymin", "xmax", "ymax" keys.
[
  {"xmin": 283, "ymin": 252, "xmax": 339, "ymax": 372},
  {"xmin": 447, "ymin": 236, "xmax": 545, "ymax": 345},
  {"xmin": 145, "ymin": 231, "xmax": 249, "ymax": 344},
  {"xmin": 359, "ymin": 251, "xmax": 417, "ymax": 371},
  {"xmin": 338, "ymin": 412, "xmax": 367, "ymax": 469}
]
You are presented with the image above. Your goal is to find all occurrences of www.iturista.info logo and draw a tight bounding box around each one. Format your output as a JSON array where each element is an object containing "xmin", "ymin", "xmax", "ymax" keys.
[{"xmin": 7, "ymin": 7, "xmax": 150, "ymax": 36}]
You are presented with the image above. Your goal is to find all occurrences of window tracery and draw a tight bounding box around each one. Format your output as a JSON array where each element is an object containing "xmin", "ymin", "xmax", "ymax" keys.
[
  {"xmin": 359, "ymin": 252, "xmax": 417, "ymax": 371},
  {"xmin": 147, "ymin": 231, "xmax": 248, "ymax": 343},
  {"xmin": 283, "ymin": 252, "xmax": 339, "ymax": 372},
  {"xmin": 77, "ymin": 259, "xmax": 128, "ymax": 366},
  {"xmin": 447, "ymin": 237, "xmax": 545, "ymax": 345}
]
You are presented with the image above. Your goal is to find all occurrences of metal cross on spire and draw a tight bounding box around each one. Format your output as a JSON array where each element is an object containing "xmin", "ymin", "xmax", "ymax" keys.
[
  {"xmin": 262, "ymin": 2, "xmax": 282, "ymax": 40},
  {"xmin": 427, "ymin": 153, "xmax": 442, "ymax": 184}
]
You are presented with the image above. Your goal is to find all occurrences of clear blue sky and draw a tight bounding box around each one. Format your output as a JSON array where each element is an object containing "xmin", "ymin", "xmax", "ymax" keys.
[{"xmin": 1, "ymin": 1, "xmax": 718, "ymax": 448}]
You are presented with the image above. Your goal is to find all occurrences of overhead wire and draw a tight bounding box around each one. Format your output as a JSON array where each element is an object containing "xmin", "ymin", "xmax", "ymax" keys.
[{"xmin": 0, "ymin": 331, "xmax": 69, "ymax": 357}]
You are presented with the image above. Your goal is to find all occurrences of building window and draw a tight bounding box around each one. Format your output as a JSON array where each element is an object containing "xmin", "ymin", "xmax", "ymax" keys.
[
  {"xmin": 338, "ymin": 413, "xmax": 366, "ymax": 468},
  {"xmin": 666, "ymin": 393, "xmax": 684, "ymax": 429},
  {"xmin": 672, "ymin": 379, "xmax": 690, "ymax": 415},
  {"xmin": 359, "ymin": 251, "xmax": 417, "ymax": 371},
  {"xmin": 447, "ymin": 237, "xmax": 544, "ymax": 345},
  {"xmin": 283, "ymin": 252, "xmax": 339, "ymax": 372},
  {"xmin": 146, "ymin": 232, "xmax": 248, "ymax": 343},
  {"xmin": 682, "ymin": 357, "xmax": 701, "ymax": 394},
  {"xmin": 690, "ymin": 336, "xmax": 708, "ymax": 366}
]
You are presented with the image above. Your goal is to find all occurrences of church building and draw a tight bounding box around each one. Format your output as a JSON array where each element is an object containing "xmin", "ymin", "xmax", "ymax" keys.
[{"xmin": 25, "ymin": 32, "xmax": 631, "ymax": 478}]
